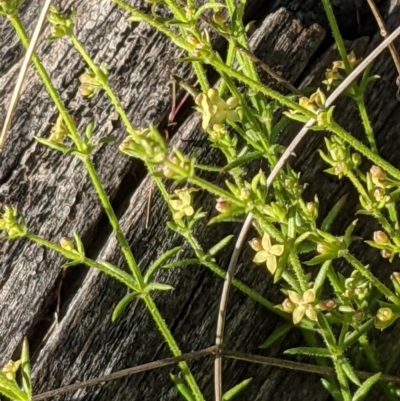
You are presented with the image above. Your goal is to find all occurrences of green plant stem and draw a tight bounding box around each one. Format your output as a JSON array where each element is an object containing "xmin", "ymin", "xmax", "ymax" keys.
[
  {"xmin": 26, "ymin": 232, "xmax": 137, "ymax": 289},
  {"xmin": 344, "ymin": 253, "xmax": 400, "ymax": 306},
  {"xmin": 82, "ymin": 157, "xmax": 144, "ymax": 285},
  {"xmin": 356, "ymin": 96, "xmax": 378, "ymax": 153},
  {"xmin": 142, "ymin": 295, "xmax": 204, "ymax": 400},
  {"xmin": 330, "ymin": 122, "xmax": 400, "ymax": 181},
  {"xmin": 321, "ymin": 0, "xmax": 351, "ymax": 73},
  {"xmin": 9, "ymin": 15, "xmax": 80, "ymax": 146}
]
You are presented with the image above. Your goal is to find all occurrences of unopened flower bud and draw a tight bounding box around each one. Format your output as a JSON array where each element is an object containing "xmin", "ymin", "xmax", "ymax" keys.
[
  {"xmin": 377, "ymin": 307, "xmax": 393, "ymax": 322},
  {"xmin": 318, "ymin": 299, "xmax": 336, "ymax": 311},
  {"xmin": 215, "ymin": 197, "xmax": 231, "ymax": 214},
  {"xmin": 373, "ymin": 230, "xmax": 389, "ymax": 245},
  {"xmin": 351, "ymin": 153, "xmax": 361, "ymax": 168},
  {"xmin": 370, "ymin": 165, "xmax": 386, "ymax": 187},
  {"xmin": 240, "ymin": 188, "xmax": 251, "ymax": 200},
  {"xmin": 60, "ymin": 237, "xmax": 74, "ymax": 251},
  {"xmin": 213, "ymin": 11, "xmax": 226, "ymax": 25},
  {"xmin": 249, "ymin": 237, "xmax": 262, "ymax": 252},
  {"xmin": 307, "ymin": 202, "xmax": 316, "ymax": 213},
  {"xmin": 282, "ymin": 298, "xmax": 296, "ymax": 313},
  {"xmin": 373, "ymin": 187, "xmax": 385, "ymax": 201},
  {"xmin": 381, "ymin": 249, "xmax": 392, "ymax": 259},
  {"xmin": 187, "ymin": 35, "xmax": 198, "ymax": 46},
  {"xmin": 317, "ymin": 244, "xmax": 328, "ymax": 254}
]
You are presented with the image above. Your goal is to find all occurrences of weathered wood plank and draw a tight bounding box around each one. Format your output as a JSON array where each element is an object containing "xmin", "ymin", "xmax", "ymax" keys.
[{"xmin": 0, "ymin": 0, "xmax": 399, "ymax": 400}]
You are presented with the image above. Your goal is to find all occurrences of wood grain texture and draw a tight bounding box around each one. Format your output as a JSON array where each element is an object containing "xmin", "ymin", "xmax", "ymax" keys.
[{"xmin": 0, "ymin": 0, "xmax": 399, "ymax": 400}]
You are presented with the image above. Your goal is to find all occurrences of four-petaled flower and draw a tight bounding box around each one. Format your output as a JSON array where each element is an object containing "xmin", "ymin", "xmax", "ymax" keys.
[
  {"xmin": 170, "ymin": 189, "xmax": 196, "ymax": 220},
  {"xmin": 250, "ymin": 233, "xmax": 284, "ymax": 275},
  {"xmin": 195, "ymin": 88, "xmax": 240, "ymax": 130},
  {"xmin": 287, "ymin": 289, "xmax": 318, "ymax": 325}
]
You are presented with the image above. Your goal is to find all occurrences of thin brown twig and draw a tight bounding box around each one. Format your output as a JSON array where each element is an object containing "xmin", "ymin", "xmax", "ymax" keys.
[
  {"xmin": 215, "ymin": 22, "xmax": 400, "ymax": 400},
  {"xmin": 365, "ymin": 0, "xmax": 400, "ymax": 78},
  {"xmin": 222, "ymin": 350, "xmax": 400, "ymax": 384},
  {"xmin": 31, "ymin": 345, "xmax": 400, "ymax": 400},
  {"xmin": 0, "ymin": 0, "xmax": 53, "ymax": 150},
  {"xmin": 32, "ymin": 346, "xmax": 218, "ymax": 400}
]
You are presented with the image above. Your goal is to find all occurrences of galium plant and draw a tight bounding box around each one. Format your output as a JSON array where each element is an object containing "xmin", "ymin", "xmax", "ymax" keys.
[{"xmin": 1, "ymin": 0, "xmax": 400, "ymax": 400}]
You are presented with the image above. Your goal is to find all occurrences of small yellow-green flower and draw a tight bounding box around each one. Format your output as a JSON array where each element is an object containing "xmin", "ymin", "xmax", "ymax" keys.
[
  {"xmin": 170, "ymin": 189, "xmax": 196, "ymax": 220},
  {"xmin": 250, "ymin": 233, "xmax": 284, "ymax": 275},
  {"xmin": 0, "ymin": 360, "xmax": 20, "ymax": 381},
  {"xmin": 374, "ymin": 307, "xmax": 395, "ymax": 330},
  {"xmin": 287, "ymin": 289, "xmax": 318, "ymax": 325},
  {"xmin": 195, "ymin": 88, "xmax": 240, "ymax": 130}
]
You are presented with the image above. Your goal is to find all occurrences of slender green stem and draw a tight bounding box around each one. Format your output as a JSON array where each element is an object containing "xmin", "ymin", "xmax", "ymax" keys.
[
  {"xmin": 143, "ymin": 296, "xmax": 204, "ymax": 401},
  {"xmin": 9, "ymin": 15, "xmax": 80, "ymax": 146},
  {"xmin": 356, "ymin": 96, "xmax": 378, "ymax": 153},
  {"xmin": 27, "ymin": 232, "xmax": 137, "ymax": 290},
  {"xmin": 83, "ymin": 158, "xmax": 144, "ymax": 285},
  {"xmin": 321, "ymin": 0, "xmax": 351, "ymax": 73},
  {"xmin": 330, "ymin": 122, "xmax": 400, "ymax": 181},
  {"xmin": 344, "ymin": 253, "xmax": 400, "ymax": 305}
]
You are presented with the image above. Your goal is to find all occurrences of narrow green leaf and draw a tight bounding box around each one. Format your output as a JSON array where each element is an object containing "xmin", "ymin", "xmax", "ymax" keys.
[
  {"xmin": 21, "ymin": 338, "xmax": 31, "ymax": 398},
  {"xmin": 145, "ymin": 282, "xmax": 174, "ymax": 292},
  {"xmin": 313, "ymin": 260, "xmax": 331, "ymax": 297},
  {"xmin": 170, "ymin": 374, "xmax": 195, "ymax": 401},
  {"xmin": 177, "ymin": 57, "xmax": 205, "ymax": 63},
  {"xmin": 207, "ymin": 235, "xmax": 234, "ymax": 257},
  {"xmin": 208, "ymin": 210, "xmax": 244, "ymax": 225},
  {"xmin": 97, "ymin": 261, "xmax": 138, "ymax": 290},
  {"xmin": 259, "ymin": 323, "xmax": 291, "ymax": 349},
  {"xmin": 342, "ymin": 319, "xmax": 374, "ymax": 351},
  {"xmin": 61, "ymin": 260, "xmax": 81, "ymax": 269},
  {"xmin": 194, "ymin": 2, "xmax": 225, "ymax": 21},
  {"xmin": 94, "ymin": 135, "xmax": 116, "ymax": 146},
  {"xmin": 112, "ymin": 292, "xmax": 139, "ymax": 322},
  {"xmin": 284, "ymin": 347, "xmax": 333, "ymax": 358},
  {"xmin": 304, "ymin": 253, "xmax": 334, "ymax": 266},
  {"xmin": 317, "ymin": 313, "xmax": 337, "ymax": 345},
  {"xmin": 144, "ymin": 247, "xmax": 182, "ymax": 284},
  {"xmin": 84, "ymin": 117, "xmax": 95, "ymax": 141},
  {"xmin": 340, "ymin": 357, "xmax": 360, "ymax": 386},
  {"xmin": 222, "ymin": 152, "xmax": 263, "ymax": 171},
  {"xmin": 73, "ymin": 232, "xmax": 85, "ymax": 257},
  {"xmin": 222, "ymin": 378, "xmax": 252, "ymax": 401},
  {"xmin": 0, "ymin": 375, "xmax": 28, "ymax": 401},
  {"xmin": 320, "ymin": 378, "xmax": 343, "ymax": 401},
  {"xmin": 352, "ymin": 373, "xmax": 381, "ymax": 401},
  {"xmin": 35, "ymin": 136, "xmax": 73, "ymax": 154},
  {"xmin": 321, "ymin": 195, "xmax": 347, "ymax": 231},
  {"xmin": 163, "ymin": 258, "xmax": 200, "ymax": 269}
]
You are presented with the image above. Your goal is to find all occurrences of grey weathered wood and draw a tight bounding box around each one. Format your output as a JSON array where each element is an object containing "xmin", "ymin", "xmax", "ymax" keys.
[{"xmin": 0, "ymin": 0, "xmax": 399, "ymax": 400}]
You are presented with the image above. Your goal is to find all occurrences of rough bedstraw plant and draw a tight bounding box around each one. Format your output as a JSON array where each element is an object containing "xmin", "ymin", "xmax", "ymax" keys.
[{"xmin": 2, "ymin": 0, "xmax": 400, "ymax": 400}]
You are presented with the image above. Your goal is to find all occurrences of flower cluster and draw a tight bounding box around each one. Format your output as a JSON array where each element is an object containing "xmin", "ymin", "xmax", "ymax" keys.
[
  {"xmin": 170, "ymin": 188, "xmax": 197, "ymax": 221},
  {"xmin": 323, "ymin": 51, "xmax": 360, "ymax": 90},
  {"xmin": 0, "ymin": 207, "xmax": 26, "ymax": 239},
  {"xmin": 47, "ymin": 6, "xmax": 75, "ymax": 39},
  {"xmin": 79, "ymin": 66, "xmax": 109, "ymax": 98},
  {"xmin": 319, "ymin": 136, "xmax": 360, "ymax": 179},
  {"xmin": 281, "ymin": 289, "xmax": 318, "ymax": 325},
  {"xmin": 195, "ymin": 88, "xmax": 240, "ymax": 130},
  {"xmin": 250, "ymin": 233, "xmax": 284, "ymax": 275}
]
